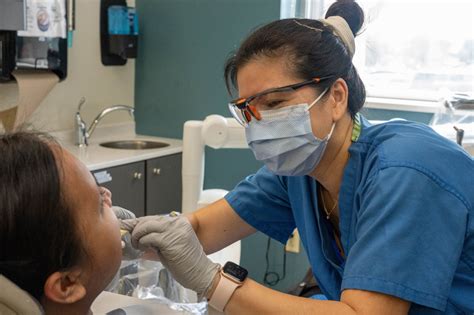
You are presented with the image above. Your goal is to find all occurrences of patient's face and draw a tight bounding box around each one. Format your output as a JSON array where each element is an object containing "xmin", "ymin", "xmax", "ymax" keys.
[{"xmin": 59, "ymin": 148, "xmax": 122, "ymax": 298}]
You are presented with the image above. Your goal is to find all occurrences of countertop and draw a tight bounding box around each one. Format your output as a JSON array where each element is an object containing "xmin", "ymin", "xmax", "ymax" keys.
[{"xmin": 51, "ymin": 122, "xmax": 183, "ymax": 171}]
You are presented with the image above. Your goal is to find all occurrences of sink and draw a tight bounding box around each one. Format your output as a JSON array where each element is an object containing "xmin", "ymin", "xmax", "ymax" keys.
[{"xmin": 100, "ymin": 140, "xmax": 170, "ymax": 150}]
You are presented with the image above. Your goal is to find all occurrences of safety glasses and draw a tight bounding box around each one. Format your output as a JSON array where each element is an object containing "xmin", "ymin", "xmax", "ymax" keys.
[{"xmin": 228, "ymin": 76, "xmax": 333, "ymax": 126}]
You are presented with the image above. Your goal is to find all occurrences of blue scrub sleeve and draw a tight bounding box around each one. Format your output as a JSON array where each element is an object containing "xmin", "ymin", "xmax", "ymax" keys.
[
  {"xmin": 224, "ymin": 167, "xmax": 295, "ymax": 244},
  {"xmin": 342, "ymin": 166, "xmax": 468, "ymax": 311}
]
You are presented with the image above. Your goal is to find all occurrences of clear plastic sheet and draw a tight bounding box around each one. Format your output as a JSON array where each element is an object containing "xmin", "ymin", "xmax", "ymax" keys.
[{"xmin": 106, "ymin": 259, "xmax": 208, "ymax": 315}]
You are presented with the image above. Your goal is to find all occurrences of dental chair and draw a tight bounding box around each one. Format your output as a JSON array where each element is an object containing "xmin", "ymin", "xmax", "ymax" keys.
[
  {"xmin": 0, "ymin": 275, "xmax": 43, "ymax": 315},
  {"xmin": 182, "ymin": 115, "xmax": 248, "ymax": 266}
]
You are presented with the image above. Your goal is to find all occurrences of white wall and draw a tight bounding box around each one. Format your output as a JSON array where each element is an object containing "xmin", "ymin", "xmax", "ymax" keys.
[{"xmin": 0, "ymin": 0, "xmax": 135, "ymax": 132}]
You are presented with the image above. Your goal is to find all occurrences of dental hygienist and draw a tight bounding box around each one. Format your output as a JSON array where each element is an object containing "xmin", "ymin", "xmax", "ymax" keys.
[{"xmin": 122, "ymin": 0, "xmax": 474, "ymax": 314}]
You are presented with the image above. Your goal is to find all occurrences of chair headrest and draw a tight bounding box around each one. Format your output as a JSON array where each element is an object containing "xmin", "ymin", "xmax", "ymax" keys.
[{"xmin": 0, "ymin": 275, "xmax": 43, "ymax": 315}]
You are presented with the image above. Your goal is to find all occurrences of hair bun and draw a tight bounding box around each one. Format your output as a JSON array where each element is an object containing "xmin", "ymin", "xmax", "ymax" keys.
[{"xmin": 325, "ymin": 0, "xmax": 364, "ymax": 36}]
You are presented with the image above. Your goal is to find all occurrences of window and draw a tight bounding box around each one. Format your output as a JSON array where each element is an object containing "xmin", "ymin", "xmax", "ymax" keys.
[{"xmin": 281, "ymin": 0, "xmax": 473, "ymax": 105}]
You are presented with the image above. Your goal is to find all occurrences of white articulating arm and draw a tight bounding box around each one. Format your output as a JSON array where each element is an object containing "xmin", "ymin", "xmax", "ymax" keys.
[
  {"xmin": 201, "ymin": 115, "xmax": 248, "ymax": 149},
  {"xmin": 182, "ymin": 115, "xmax": 247, "ymax": 266},
  {"xmin": 181, "ymin": 115, "xmax": 247, "ymax": 214},
  {"xmin": 181, "ymin": 120, "xmax": 205, "ymax": 214}
]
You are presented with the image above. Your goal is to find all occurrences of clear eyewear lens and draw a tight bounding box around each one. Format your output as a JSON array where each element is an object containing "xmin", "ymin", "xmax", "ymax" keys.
[
  {"xmin": 227, "ymin": 77, "xmax": 326, "ymax": 126},
  {"xmin": 228, "ymin": 103, "xmax": 248, "ymax": 126}
]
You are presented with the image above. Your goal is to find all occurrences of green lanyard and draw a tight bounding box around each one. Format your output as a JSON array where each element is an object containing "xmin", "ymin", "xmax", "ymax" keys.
[{"xmin": 351, "ymin": 112, "xmax": 362, "ymax": 142}]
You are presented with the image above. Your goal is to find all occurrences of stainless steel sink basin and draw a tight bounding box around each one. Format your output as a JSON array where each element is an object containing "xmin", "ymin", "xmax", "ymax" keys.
[{"xmin": 100, "ymin": 140, "xmax": 169, "ymax": 150}]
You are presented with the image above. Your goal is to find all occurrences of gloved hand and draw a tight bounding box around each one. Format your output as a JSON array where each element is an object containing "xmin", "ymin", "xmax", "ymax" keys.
[
  {"xmin": 111, "ymin": 206, "xmax": 136, "ymax": 220},
  {"xmin": 110, "ymin": 206, "xmax": 140, "ymax": 259},
  {"xmin": 121, "ymin": 214, "xmax": 220, "ymax": 299}
]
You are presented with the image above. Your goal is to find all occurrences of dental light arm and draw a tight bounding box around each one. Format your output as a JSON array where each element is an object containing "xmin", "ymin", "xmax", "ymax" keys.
[{"xmin": 182, "ymin": 115, "xmax": 247, "ymax": 214}]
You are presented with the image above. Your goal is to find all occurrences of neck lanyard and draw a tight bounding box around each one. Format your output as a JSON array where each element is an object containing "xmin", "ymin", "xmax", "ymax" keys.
[{"xmin": 351, "ymin": 112, "xmax": 362, "ymax": 142}]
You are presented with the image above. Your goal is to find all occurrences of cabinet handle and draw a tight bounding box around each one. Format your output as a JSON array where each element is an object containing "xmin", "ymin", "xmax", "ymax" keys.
[
  {"xmin": 133, "ymin": 172, "xmax": 142, "ymax": 180},
  {"xmin": 153, "ymin": 168, "xmax": 161, "ymax": 175}
]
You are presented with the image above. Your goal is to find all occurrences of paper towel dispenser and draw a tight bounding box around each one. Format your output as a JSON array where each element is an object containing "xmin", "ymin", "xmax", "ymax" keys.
[
  {"xmin": 0, "ymin": 0, "xmax": 26, "ymax": 31},
  {"xmin": 0, "ymin": 0, "xmax": 68, "ymax": 82}
]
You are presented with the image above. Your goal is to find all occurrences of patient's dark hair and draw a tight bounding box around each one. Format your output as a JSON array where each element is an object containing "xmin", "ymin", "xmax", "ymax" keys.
[
  {"xmin": 0, "ymin": 132, "xmax": 85, "ymax": 300},
  {"xmin": 224, "ymin": 0, "xmax": 365, "ymax": 117}
]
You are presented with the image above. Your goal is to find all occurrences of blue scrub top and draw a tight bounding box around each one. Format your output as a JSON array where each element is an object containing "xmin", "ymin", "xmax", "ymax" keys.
[{"xmin": 224, "ymin": 116, "xmax": 474, "ymax": 314}]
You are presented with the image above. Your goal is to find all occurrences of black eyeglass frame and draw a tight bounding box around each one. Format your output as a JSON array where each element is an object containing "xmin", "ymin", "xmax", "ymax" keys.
[
  {"xmin": 228, "ymin": 76, "xmax": 334, "ymax": 126},
  {"xmin": 229, "ymin": 76, "xmax": 334, "ymax": 110}
]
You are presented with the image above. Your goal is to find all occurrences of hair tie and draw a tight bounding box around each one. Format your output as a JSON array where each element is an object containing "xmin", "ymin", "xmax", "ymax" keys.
[{"xmin": 320, "ymin": 16, "xmax": 355, "ymax": 58}]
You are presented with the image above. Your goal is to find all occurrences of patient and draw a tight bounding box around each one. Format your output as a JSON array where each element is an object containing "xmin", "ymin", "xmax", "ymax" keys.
[{"xmin": 0, "ymin": 132, "xmax": 123, "ymax": 314}]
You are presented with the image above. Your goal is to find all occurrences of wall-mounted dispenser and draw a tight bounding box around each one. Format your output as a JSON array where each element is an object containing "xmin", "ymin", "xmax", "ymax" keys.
[
  {"xmin": 100, "ymin": 0, "xmax": 138, "ymax": 66},
  {"xmin": 0, "ymin": 0, "xmax": 26, "ymax": 31},
  {"xmin": 0, "ymin": 0, "xmax": 26, "ymax": 80},
  {"xmin": 0, "ymin": 0, "xmax": 69, "ymax": 82}
]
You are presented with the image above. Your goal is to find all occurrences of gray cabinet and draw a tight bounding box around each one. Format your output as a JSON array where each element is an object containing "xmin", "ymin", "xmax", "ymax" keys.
[
  {"xmin": 92, "ymin": 153, "xmax": 182, "ymax": 217},
  {"xmin": 93, "ymin": 161, "xmax": 146, "ymax": 217},
  {"xmin": 146, "ymin": 153, "xmax": 182, "ymax": 215}
]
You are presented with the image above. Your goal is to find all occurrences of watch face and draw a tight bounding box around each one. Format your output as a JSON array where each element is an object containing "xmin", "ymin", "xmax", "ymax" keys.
[{"xmin": 223, "ymin": 261, "xmax": 248, "ymax": 282}]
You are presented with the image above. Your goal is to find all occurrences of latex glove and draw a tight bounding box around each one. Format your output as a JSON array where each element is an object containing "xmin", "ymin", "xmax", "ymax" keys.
[
  {"xmin": 122, "ymin": 215, "xmax": 220, "ymax": 299},
  {"xmin": 111, "ymin": 206, "xmax": 136, "ymax": 220},
  {"xmin": 110, "ymin": 206, "xmax": 140, "ymax": 259}
]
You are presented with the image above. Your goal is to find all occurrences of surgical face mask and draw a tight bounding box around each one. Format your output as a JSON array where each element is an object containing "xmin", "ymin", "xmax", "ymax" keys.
[{"xmin": 245, "ymin": 89, "xmax": 335, "ymax": 176}]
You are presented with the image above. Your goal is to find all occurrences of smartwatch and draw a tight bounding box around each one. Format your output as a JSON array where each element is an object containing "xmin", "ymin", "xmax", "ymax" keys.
[{"xmin": 208, "ymin": 261, "xmax": 248, "ymax": 312}]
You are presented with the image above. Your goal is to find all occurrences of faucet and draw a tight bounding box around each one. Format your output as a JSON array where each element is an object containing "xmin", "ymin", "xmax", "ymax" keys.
[
  {"xmin": 453, "ymin": 126, "xmax": 464, "ymax": 146},
  {"xmin": 75, "ymin": 97, "xmax": 135, "ymax": 146}
]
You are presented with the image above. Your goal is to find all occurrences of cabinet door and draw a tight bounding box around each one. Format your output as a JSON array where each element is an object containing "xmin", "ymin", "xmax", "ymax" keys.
[
  {"xmin": 146, "ymin": 153, "xmax": 182, "ymax": 215},
  {"xmin": 92, "ymin": 161, "xmax": 146, "ymax": 217}
]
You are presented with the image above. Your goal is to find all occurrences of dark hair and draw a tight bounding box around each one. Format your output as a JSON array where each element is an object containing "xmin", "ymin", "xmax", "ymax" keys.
[
  {"xmin": 0, "ymin": 132, "xmax": 86, "ymax": 300},
  {"xmin": 224, "ymin": 0, "xmax": 366, "ymax": 117}
]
